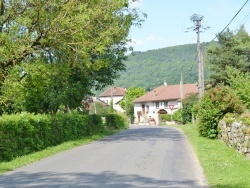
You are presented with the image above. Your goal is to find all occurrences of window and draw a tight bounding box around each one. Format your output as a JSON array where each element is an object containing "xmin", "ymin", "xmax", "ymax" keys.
[
  {"xmin": 164, "ymin": 102, "xmax": 168, "ymax": 108},
  {"xmin": 156, "ymin": 102, "xmax": 159, "ymax": 109},
  {"xmin": 146, "ymin": 105, "xmax": 149, "ymax": 114}
]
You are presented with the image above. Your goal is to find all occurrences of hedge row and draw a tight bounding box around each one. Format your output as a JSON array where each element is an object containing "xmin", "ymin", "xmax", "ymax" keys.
[
  {"xmin": 0, "ymin": 112, "xmax": 128, "ymax": 162},
  {"xmin": 104, "ymin": 113, "xmax": 129, "ymax": 130}
]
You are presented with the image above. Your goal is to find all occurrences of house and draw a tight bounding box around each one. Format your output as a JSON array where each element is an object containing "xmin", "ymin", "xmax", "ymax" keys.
[
  {"xmin": 99, "ymin": 86, "xmax": 126, "ymax": 113},
  {"xmin": 133, "ymin": 83, "xmax": 198, "ymax": 125}
]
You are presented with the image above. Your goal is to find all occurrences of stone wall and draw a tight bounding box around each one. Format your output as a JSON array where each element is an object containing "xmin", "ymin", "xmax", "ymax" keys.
[{"xmin": 219, "ymin": 121, "xmax": 250, "ymax": 159}]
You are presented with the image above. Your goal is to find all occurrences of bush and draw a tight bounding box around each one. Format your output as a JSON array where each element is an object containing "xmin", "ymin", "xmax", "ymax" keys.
[
  {"xmin": 182, "ymin": 93, "xmax": 198, "ymax": 124},
  {"xmin": 0, "ymin": 112, "xmax": 104, "ymax": 162},
  {"xmin": 104, "ymin": 113, "xmax": 129, "ymax": 130},
  {"xmin": 197, "ymin": 85, "xmax": 244, "ymax": 138},
  {"xmin": 160, "ymin": 114, "xmax": 171, "ymax": 122},
  {"xmin": 173, "ymin": 109, "xmax": 182, "ymax": 122}
]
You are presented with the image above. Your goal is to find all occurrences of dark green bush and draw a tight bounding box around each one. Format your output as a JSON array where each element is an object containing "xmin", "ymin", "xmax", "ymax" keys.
[
  {"xmin": 197, "ymin": 85, "xmax": 244, "ymax": 138},
  {"xmin": 105, "ymin": 113, "xmax": 128, "ymax": 130},
  {"xmin": 160, "ymin": 114, "xmax": 171, "ymax": 121},
  {"xmin": 173, "ymin": 109, "xmax": 182, "ymax": 122},
  {"xmin": 182, "ymin": 93, "xmax": 198, "ymax": 124},
  {"xmin": 0, "ymin": 112, "xmax": 104, "ymax": 162}
]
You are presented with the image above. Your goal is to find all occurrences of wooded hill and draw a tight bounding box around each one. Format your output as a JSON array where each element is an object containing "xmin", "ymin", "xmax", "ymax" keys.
[{"xmin": 113, "ymin": 43, "xmax": 209, "ymax": 91}]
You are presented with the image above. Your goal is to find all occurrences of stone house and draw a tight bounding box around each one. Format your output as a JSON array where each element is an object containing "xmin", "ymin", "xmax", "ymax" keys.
[{"xmin": 133, "ymin": 84, "xmax": 198, "ymax": 125}]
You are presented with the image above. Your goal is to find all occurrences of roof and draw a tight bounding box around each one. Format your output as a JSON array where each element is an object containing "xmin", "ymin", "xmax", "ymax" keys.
[
  {"xmin": 99, "ymin": 87, "xmax": 126, "ymax": 97},
  {"xmin": 133, "ymin": 84, "xmax": 198, "ymax": 103}
]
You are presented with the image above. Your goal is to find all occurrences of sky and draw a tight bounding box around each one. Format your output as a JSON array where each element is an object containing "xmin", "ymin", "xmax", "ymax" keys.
[{"xmin": 129, "ymin": 0, "xmax": 250, "ymax": 52}]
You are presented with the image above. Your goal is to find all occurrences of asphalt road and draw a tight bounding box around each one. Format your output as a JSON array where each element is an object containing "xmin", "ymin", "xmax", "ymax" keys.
[{"xmin": 0, "ymin": 125, "xmax": 208, "ymax": 188}]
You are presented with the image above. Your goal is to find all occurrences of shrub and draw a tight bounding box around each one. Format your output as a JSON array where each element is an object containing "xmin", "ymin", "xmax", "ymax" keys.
[
  {"xmin": 173, "ymin": 109, "xmax": 182, "ymax": 122},
  {"xmin": 239, "ymin": 113, "xmax": 250, "ymax": 126},
  {"xmin": 160, "ymin": 114, "xmax": 171, "ymax": 122},
  {"xmin": 197, "ymin": 85, "xmax": 244, "ymax": 138},
  {"xmin": 0, "ymin": 112, "xmax": 104, "ymax": 162},
  {"xmin": 104, "ymin": 113, "xmax": 129, "ymax": 130},
  {"xmin": 182, "ymin": 93, "xmax": 198, "ymax": 124}
]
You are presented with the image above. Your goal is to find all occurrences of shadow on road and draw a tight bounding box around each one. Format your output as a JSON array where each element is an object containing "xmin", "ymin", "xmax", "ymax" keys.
[
  {"xmin": 0, "ymin": 170, "xmax": 207, "ymax": 188},
  {"xmin": 101, "ymin": 126, "xmax": 186, "ymax": 142}
]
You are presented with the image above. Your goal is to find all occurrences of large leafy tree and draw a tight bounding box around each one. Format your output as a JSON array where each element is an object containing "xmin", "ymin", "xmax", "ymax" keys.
[
  {"xmin": 206, "ymin": 26, "xmax": 250, "ymax": 85},
  {"xmin": 1, "ymin": 61, "xmax": 92, "ymax": 113},
  {"xmin": 0, "ymin": 0, "xmax": 144, "ymax": 113},
  {"xmin": 120, "ymin": 86, "xmax": 146, "ymax": 122},
  {"xmin": 226, "ymin": 66, "xmax": 250, "ymax": 109}
]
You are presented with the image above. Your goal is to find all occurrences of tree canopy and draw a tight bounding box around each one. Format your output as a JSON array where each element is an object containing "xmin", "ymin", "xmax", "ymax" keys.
[
  {"xmin": 0, "ymin": 0, "xmax": 144, "ymax": 114},
  {"xmin": 206, "ymin": 26, "xmax": 250, "ymax": 85},
  {"xmin": 120, "ymin": 86, "xmax": 146, "ymax": 121}
]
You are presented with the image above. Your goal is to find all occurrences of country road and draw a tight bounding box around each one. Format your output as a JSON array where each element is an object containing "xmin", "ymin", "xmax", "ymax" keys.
[{"xmin": 0, "ymin": 125, "xmax": 208, "ymax": 188}]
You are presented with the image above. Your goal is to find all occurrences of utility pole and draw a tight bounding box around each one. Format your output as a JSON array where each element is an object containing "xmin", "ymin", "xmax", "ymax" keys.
[{"xmin": 189, "ymin": 14, "xmax": 207, "ymax": 100}]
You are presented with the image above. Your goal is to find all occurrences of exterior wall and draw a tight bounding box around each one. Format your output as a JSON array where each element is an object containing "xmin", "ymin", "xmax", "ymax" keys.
[
  {"xmin": 99, "ymin": 96, "xmax": 124, "ymax": 112},
  {"xmin": 219, "ymin": 120, "xmax": 250, "ymax": 159},
  {"xmin": 134, "ymin": 100, "xmax": 180, "ymax": 125}
]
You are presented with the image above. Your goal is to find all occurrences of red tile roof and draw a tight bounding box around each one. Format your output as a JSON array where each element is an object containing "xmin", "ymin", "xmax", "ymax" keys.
[
  {"xmin": 99, "ymin": 87, "xmax": 126, "ymax": 97},
  {"xmin": 133, "ymin": 84, "xmax": 198, "ymax": 103}
]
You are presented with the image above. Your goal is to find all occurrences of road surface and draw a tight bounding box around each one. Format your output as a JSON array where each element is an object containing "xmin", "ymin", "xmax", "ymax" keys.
[{"xmin": 0, "ymin": 125, "xmax": 208, "ymax": 188}]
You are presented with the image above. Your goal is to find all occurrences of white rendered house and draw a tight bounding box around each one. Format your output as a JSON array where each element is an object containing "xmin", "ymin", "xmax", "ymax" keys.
[
  {"xmin": 133, "ymin": 84, "xmax": 198, "ymax": 125},
  {"xmin": 99, "ymin": 86, "xmax": 126, "ymax": 113}
]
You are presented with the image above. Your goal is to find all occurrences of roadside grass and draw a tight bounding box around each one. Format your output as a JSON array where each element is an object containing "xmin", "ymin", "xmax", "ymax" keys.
[
  {"xmin": 174, "ymin": 124, "xmax": 250, "ymax": 188},
  {"xmin": 0, "ymin": 129, "xmax": 119, "ymax": 175}
]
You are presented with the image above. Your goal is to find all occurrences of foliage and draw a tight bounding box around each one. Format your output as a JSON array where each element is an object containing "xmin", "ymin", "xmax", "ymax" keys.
[
  {"xmin": 197, "ymin": 85, "xmax": 244, "ymax": 138},
  {"xmin": 104, "ymin": 113, "xmax": 129, "ymax": 130},
  {"xmin": 0, "ymin": 62, "xmax": 92, "ymax": 114},
  {"xmin": 0, "ymin": 0, "xmax": 144, "ymax": 113},
  {"xmin": 0, "ymin": 112, "xmax": 104, "ymax": 162},
  {"xmin": 89, "ymin": 101, "xmax": 109, "ymax": 115},
  {"xmin": 111, "ymin": 43, "xmax": 208, "ymax": 91},
  {"xmin": 206, "ymin": 26, "xmax": 250, "ymax": 85},
  {"xmin": 160, "ymin": 114, "xmax": 171, "ymax": 122},
  {"xmin": 108, "ymin": 100, "xmax": 114, "ymax": 114},
  {"xmin": 120, "ymin": 86, "xmax": 146, "ymax": 122},
  {"xmin": 226, "ymin": 66, "xmax": 250, "ymax": 109},
  {"xmin": 172, "ymin": 109, "xmax": 182, "ymax": 122},
  {"xmin": 239, "ymin": 112, "xmax": 250, "ymax": 126},
  {"xmin": 181, "ymin": 93, "xmax": 198, "ymax": 124}
]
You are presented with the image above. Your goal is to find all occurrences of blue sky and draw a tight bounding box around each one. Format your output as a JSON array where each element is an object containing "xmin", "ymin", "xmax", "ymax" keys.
[{"xmin": 129, "ymin": 0, "xmax": 250, "ymax": 51}]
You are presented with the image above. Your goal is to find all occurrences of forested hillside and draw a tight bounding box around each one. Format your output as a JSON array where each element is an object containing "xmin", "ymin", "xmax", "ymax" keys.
[{"xmin": 114, "ymin": 43, "xmax": 209, "ymax": 91}]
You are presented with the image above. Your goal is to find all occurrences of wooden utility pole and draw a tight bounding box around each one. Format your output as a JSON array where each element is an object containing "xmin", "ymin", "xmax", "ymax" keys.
[{"xmin": 190, "ymin": 14, "xmax": 205, "ymax": 100}]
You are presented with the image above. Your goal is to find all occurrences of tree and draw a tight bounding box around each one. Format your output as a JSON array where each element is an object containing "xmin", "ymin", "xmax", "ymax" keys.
[
  {"xmin": 181, "ymin": 93, "xmax": 198, "ymax": 124},
  {"xmin": 226, "ymin": 66, "xmax": 250, "ymax": 109},
  {"xmin": 89, "ymin": 101, "xmax": 109, "ymax": 116},
  {"xmin": 120, "ymin": 86, "xmax": 146, "ymax": 122},
  {"xmin": 0, "ymin": 0, "xmax": 144, "ymax": 113},
  {"xmin": 197, "ymin": 85, "xmax": 244, "ymax": 138},
  {"xmin": 1, "ymin": 61, "xmax": 93, "ymax": 114},
  {"xmin": 206, "ymin": 26, "xmax": 250, "ymax": 85}
]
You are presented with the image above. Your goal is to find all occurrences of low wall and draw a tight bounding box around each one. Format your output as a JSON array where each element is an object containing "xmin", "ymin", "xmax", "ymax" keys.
[{"xmin": 218, "ymin": 121, "xmax": 250, "ymax": 159}]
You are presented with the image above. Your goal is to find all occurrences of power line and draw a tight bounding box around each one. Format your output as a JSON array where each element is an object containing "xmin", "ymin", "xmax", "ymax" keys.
[
  {"xmin": 233, "ymin": 10, "xmax": 250, "ymax": 31},
  {"xmin": 211, "ymin": 0, "xmax": 249, "ymax": 42}
]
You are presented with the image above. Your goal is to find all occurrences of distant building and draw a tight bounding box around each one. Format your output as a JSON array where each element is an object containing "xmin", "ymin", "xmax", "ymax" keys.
[
  {"xmin": 133, "ymin": 84, "xmax": 198, "ymax": 125},
  {"xmin": 99, "ymin": 86, "xmax": 126, "ymax": 113}
]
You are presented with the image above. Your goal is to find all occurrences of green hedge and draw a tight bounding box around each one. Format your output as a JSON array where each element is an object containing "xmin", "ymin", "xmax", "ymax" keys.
[
  {"xmin": 104, "ymin": 113, "xmax": 129, "ymax": 130},
  {"xmin": 160, "ymin": 114, "xmax": 171, "ymax": 122},
  {"xmin": 0, "ymin": 112, "xmax": 103, "ymax": 162}
]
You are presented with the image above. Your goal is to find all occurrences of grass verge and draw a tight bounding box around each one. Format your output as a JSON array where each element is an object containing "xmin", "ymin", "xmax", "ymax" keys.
[
  {"xmin": 0, "ymin": 129, "xmax": 119, "ymax": 175},
  {"xmin": 174, "ymin": 124, "xmax": 250, "ymax": 188}
]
